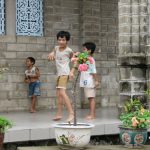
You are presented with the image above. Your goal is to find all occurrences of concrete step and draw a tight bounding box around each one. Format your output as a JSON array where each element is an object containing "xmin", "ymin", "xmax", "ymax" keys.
[{"xmin": 17, "ymin": 145, "xmax": 150, "ymax": 150}]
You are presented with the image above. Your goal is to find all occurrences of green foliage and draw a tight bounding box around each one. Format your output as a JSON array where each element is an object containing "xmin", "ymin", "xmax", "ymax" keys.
[
  {"xmin": 124, "ymin": 99, "xmax": 143, "ymax": 113},
  {"xmin": 0, "ymin": 116, "xmax": 13, "ymax": 133},
  {"xmin": 120, "ymin": 99, "xmax": 150, "ymax": 129},
  {"xmin": 77, "ymin": 51, "xmax": 89, "ymax": 64}
]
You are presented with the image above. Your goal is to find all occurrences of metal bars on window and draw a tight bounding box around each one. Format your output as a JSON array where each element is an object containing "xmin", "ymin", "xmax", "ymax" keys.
[
  {"xmin": 16, "ymin": 0, "xmax": 43, "ymax": 36},
  {"xmin": 0, "ymin": 0, "xmax": 5, "ymax": 35}
]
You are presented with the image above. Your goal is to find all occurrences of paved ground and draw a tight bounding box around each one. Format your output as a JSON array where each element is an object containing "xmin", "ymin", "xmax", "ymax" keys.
[
  {"xmin": 1, "ymin": 107, "xmax": 150, "ymax": 143},
  {"xmin": 1, "ymin": 107, "xmax": 122, "ymax": 143},
  {"xmin": 17, "ymin": 145, "xmax": 150, "ymax": 150}
]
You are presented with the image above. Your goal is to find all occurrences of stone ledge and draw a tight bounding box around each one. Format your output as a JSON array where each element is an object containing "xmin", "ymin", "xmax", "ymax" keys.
[{"xmin": 17, "ymin": 145, "xmax": 150, "ymax": 150}]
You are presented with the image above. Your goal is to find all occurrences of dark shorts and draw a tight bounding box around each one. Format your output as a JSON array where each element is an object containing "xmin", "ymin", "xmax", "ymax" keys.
[{"xmin": 29, "ymin": 81, "xmax": 41, "ymax": 97}]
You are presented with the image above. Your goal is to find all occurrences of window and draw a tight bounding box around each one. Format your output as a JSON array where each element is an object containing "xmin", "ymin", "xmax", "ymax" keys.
[
  {"xmin": 16, "ymin": 0, "xmax": 43, "ymax": 36},
  {"xmin": 0, "ymin": 0, "xmax": 5, "ymax": 35}
]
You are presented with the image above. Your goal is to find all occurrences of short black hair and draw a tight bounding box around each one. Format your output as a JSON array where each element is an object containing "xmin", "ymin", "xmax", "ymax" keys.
[
  {"xmin": 82, "ymin": 42, "xmax": 96, "ymax": 55},
  {"xmin": 27, "ymin": 57, "xmax": 35, "ymax": 65},
  {"xmin": 57, "ymin": 31, "xmax": 70, "ymax": 41}
]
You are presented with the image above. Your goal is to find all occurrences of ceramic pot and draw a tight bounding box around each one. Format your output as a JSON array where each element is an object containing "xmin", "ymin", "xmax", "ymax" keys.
[
  {"xmin": 119, "ymin": 126, "xmax": 147, "ymax": 148},
  {"xmin": 53, "ymin": 123, "xmax": 94, "ymax": 148}
]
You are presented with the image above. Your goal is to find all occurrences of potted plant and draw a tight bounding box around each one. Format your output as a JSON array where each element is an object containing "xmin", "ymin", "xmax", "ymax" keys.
[
  {"xmin": 0, "ymin": 116, "xmax": 13, "ymax": 150},
  {"xmin": 119, "ymin": 98, "xmax": 150, "ymax": 148},
  {"xmin": 53, "ymin": 51, "xmax": 95, "ymax": 148}
]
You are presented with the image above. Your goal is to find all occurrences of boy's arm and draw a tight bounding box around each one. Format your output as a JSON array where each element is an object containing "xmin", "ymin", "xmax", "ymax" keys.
[
  {"xmin": 24, "ymin": 75, "xmax": 30, "ymax": 83},
  {"xmin": 48, "ymin": 48, "xmax": 55, "ymax": 61},
  {"xmin": 69, "ymin": 63, "xmax": 78, "ymax": 80},
  {"xmin": 92, "ymin": 74, "xmax": 100, "ymax": 88},
  {"xmin": 35, "ymin": 67, "xmax": 40, "ymax": 78}
]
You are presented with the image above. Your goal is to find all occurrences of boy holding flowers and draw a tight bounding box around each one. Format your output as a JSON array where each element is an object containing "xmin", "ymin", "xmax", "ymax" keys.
[{"xmin": 70, "ymin": 42, "xmax": 100, "ymax": 120}]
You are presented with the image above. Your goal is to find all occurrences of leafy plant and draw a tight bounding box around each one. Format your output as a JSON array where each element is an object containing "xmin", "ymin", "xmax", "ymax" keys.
[
  {"xmin": 120, "ymin": 99, "xmax": 150, "ymax": 129},
  {"xmin": 0, "ymin": 116, "xmax": 13, "ymax": 133}
]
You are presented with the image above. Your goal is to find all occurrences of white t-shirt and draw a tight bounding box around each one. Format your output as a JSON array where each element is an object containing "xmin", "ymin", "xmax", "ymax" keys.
[
  {"xmin": 25, "ymin": 66, "xmax": 36, "ymax": 76},
  {"xmin": 80, "ymin": 59, "xmax": 96, "ymax": 88},
  {"xmin": 55, "ymin": 46, "xmax": 73, "ymax": 76}
]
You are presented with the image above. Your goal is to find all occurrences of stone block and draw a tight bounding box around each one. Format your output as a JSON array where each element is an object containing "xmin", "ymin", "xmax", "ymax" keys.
[
  {"xmin": 6, "ymin": 129, "xmax": 30, "ymax": 142},
  {"xmin": 0, "ymin": 43, "xmax": 7, "ymax": 50},
  {"xmin": 8, "ymin": 91, "xmax": 27, "ymax": 99},
  {"xmin": 108, "ymin": 54, "xmax": 117, "ymax": 60},
  {"xmin": 120, "ymin": 82, "xmax": 131, "ymax": 92},
  {"xmin": 26, "ymin": 44, "xmax": 46, "ymax": 52},
  {"xmin": 119, "ymin": 45, "xmax": 131, "ymax": 54},
  {"xmin": 101, "ymin": 18, "xmax": 116, "ymax": 25},
  {"xmin": 132, "ymin": 68, "xmax": 146, "ymax": 79},
  {"xmin": 17, "ymin": 37, "xmax": 30, "ymax": 43},
  {"xmin": 30, "ymin": 128, "xmax": 50, "ymax": 141},
  {"xmin": 0, "ymin": 83, "xmax": 17, "ymax": 91},
  {"xmin": 119, "ymin": 15, "xmax": 131, "ymax": 24},
  {"xmin": 119, "ymin": 67, "xmax": 131, "ymax": 80},
  {"xmin": 119, "ymin": 0, "xmax": 131, "ymax": 3},
  {"xmin": 53, "ymin": 22, "xmax": 70, "ymax": 30},
  {"xmin": 7, "ymin": 44, "xmax": 26, "ymax": 51},
  {"xmin": 101, "ymin": 25, "xmax": 108, "ymax": 32},
  {"xmin": 0, "ymin": 35, "xmax": 16, "ymax": 43},
  {"xmin": 119, "ymin": 25, "xmax": 131, "ymax": 34},
  {"xmin": 119, "ymin": 5, "xmax": 130, "ymax": 15},
  {"xmin": 4, "ymin": 52, "xmax": 16, "ymax": 58},
  {"xmin": 0, "ymin": 91, "xmax": 8, "ymax": 99}
]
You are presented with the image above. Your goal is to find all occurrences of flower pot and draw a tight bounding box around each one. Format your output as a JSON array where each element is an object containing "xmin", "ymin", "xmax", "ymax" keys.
[
  {"xmin": 53, "ymin": 123, "xmax": 94, "ymax": 148},
  {"xmin": 119, "ymin": 126, "xmax": 147, "ymax": 148},
  {"xmin": 0, "ymin": 133, "xmax": 4, "ymax": 150}
]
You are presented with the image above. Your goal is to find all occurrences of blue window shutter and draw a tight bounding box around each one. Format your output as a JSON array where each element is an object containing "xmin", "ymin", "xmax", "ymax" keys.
[
  {"xmin": 16, "ymin": 0, "xmax": 43, "ymax": 36},
  {"xmin": 0, "ymin": 0, "xmax": 5, "ymax": 35}
]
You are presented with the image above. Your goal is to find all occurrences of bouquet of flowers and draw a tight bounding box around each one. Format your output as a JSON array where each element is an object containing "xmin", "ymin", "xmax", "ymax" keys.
[{"xmin": 71, "ymin": 51, "xmax": 94, "ymax": 72}]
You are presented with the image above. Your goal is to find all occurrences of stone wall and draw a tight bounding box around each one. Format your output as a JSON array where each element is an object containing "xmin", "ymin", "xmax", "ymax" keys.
[
  {"xmin": 118, "ymin": 0, "xmax": 148, "ymax": 106},
  {"xmin": 0, "ymin": 0, "xmax": 119, "ymax": 112}
]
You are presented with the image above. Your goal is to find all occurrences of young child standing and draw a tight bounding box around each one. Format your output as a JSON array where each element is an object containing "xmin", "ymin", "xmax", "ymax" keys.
[
  {"xmin": 70, "ymin": 42, "xmax": 99, "ymax": 120},
  {"xmin": 48, "ymin": 31, "xmax": 74, "ymax": 122},
  {"xmin": 24, "ymin": 57, "xmax": 41, "ymax": 113}
]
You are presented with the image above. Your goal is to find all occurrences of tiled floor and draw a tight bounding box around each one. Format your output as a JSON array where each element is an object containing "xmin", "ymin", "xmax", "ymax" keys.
[{"xmin": 1, "ymin": 107, "xmax": 121, "ymax": 143}]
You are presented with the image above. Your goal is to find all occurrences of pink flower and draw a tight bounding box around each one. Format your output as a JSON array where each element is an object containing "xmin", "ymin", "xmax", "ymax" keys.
[
  {"xmin": 78, "ymin": 64, "xmax": 88, "ymax": 71},
  {"xmin": 88, "ymin": 56, "xmax": 94, "ymax": 64}
]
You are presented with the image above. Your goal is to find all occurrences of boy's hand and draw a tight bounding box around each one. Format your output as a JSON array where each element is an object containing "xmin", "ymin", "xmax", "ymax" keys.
[
  {"xmin": 69, "ymin": 72, "xmax": 74, "ymax": 80},
  {"xmin": 48, "ymin": 52, "xmax": 55, "ymax": 61},
  {"xmin": 24, "ymin": 78, "xmax": 30, "ymax": 83},
  {"xmin": 95, "ymin": 80, "xmax": 100, "ymax": 88}
]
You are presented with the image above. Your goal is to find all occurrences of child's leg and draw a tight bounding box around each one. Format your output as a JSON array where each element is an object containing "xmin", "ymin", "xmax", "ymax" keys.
[
  {"xmin": 59, "ymin": 88, "xmax": 74, "ymax": 122},
  {"xmin": 86, "ymin": 97, "xmax": 96, "ymax": 120},
  {"xmin": 53, "ymin": 89, "xmax": 63, "ymax": 120},
  {"xmin": 30, "ymin": 95, "xmax": 36, "ymax": 113}
]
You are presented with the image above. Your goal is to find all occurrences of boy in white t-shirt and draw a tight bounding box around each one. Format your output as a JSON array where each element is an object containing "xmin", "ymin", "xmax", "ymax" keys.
[
  {"xmin": 48, "ymin": 31, "xmax": 74, "ymax": 123},
  {"xmin": 70, "ymin": 42, "xmax": 99, "ymax": 120}
]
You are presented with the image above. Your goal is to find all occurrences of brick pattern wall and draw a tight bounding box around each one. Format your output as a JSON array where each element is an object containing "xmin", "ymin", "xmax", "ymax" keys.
[
  {"xmin": 0, "ymin": 0, "xmax": 119, "ymax": 112},
  {"xmin": 100, "ymin": 0, "xmax": 119, "ymax": 106}
]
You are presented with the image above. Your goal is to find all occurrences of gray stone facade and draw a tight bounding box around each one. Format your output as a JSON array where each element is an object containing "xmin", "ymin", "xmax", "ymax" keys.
[
  {"xmin": 118, "ymin": 0, "xmax": 150, "ymax": 106},
  {"xmin": 0, "ymin": 0, "xmax": 119, "ymax": 112}
]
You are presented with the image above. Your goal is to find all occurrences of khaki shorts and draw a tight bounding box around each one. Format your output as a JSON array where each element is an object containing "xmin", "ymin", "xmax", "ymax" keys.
[
  {"xmin": 56, "ymin": 75, "xmax": 69, "ymax": 89},
  {"xmin": 84, "ymin": 88, "xmax": 96, "ymax": 98}
]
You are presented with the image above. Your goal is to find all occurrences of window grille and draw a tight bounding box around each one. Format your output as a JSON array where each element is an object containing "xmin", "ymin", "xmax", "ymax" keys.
[
  {"xmin": 16, "ymin": 0, "xmax": 43, "ymax": 36},
  {"xmin": 0, "ymin": 0, "xmax": 5, "ymax": 35}
]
